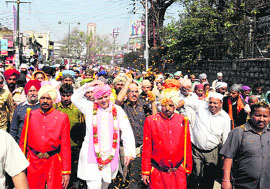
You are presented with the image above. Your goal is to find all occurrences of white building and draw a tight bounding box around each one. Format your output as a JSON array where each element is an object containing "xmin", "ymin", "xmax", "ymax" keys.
[{"xmin": 23, "ymin": 31, "xmax": 51, "ymax": 61}]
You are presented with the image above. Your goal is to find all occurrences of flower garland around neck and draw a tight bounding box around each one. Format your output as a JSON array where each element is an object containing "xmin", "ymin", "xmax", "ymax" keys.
[{"xmin": 93, "ymin": 102, "xmax": 118, "ymax": 170}]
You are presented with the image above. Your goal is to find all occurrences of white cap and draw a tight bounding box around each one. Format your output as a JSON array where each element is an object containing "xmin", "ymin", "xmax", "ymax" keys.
[
  {"xmin": 20, "ymin": 63, "xmax": 28, "ymax": 69},
  {"xmin": 208, "ymin": 92, "xmax": 223, "ymax": 101},
  {"xmin": 217, "ymin": 72, "xmax": 223, "ymax": 77}
]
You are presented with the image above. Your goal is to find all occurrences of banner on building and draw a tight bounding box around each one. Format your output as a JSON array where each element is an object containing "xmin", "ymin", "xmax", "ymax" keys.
[
  {"xmin": 1, "ymin": 51, "xmax": 8, "ymax": 56},
  {"xmin": 23, "ymin": 49, "xmax": 30, "ymax": 58},
  {"xmin": 130, "ymin": 20, "xmax": 145, "ymax": 36},
  {"xmin": 3, "ymin": 35, "xmax": 14, "ymax": 48},
  {"xmin": 0, "ymin": 39, "xmax": 8, "ymax": 51}
]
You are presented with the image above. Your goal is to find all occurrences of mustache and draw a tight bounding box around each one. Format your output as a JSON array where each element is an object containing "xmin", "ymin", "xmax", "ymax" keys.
[
  {"xmin": 41, "ymin": 103, "xmax": 49, "ymax": 106},
  {"xmin": 165, "ymin": 110, "xmax": 172, "ymax": 113},
  {"xmin": 28, "ymin": 95, "xmax": 37, "ymax": 98}
]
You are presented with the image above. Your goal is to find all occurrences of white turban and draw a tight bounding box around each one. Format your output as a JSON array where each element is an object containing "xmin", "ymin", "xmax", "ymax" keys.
[
  {"xmin": 179, "ymin": 78, "xmax": 192, "ymax": 87},
  {"xmin": 141, "ymin": 79, "xmax": 151, "ymax": 86},
  {"xmin": 112, "ymin": 75, "xmax": 127, "ymax": 86},
  {"xmin": 160, "ymin": 89, "xmax": 180, "ymax": 107},
  {"xmin": 174, "ymin": 71, "xmax": 182, "ymax": 76},
  {"xmin": 38, "ymin": 85, "xmax": 57, "ymax": 101},
  {"xmin": 215, "ymin": 82, "xmax": 227, "ymax": 90},
  {"xmin": 230, "ymin": 84, "xmax": 242, "ymax": 92},
  {"xmin": 199, "ymin": 73, "xmax": 207, "ymax": 79},
  {"xmin": 20, "ymin": 63, "xmax": 28, "ymax": 69}
]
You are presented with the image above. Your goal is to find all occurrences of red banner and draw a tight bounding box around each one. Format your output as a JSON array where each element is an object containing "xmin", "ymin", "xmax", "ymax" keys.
[
  {"xmin": 1, "ymin": 51, "xmax": 8, "ymax": 56},
  {"xmin": 8, "ymin": 41, "xmax": 13, "ymax": 47}
]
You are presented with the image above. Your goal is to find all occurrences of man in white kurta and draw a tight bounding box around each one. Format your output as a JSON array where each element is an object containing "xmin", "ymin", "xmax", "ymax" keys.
[
  {"xmin": 71, "ymin": 81, "xmax": 136, "ymax": 189},
  {"xmin": 0, "ymin": 129, "xmax": 29, "ymax": 188}
]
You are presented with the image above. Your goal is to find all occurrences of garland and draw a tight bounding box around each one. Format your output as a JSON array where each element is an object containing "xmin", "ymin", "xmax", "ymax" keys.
[{"xmin": 93, "ymin": 103, "xmax": 118, "ymax": 170}]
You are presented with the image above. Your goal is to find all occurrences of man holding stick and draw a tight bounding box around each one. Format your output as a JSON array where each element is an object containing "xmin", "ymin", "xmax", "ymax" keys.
[
  {"xmin": 141, "ymin": 89, "xmax": 192, "ymax": 188},
  {"xmin": 19, "ymin": 84, "xmax": 71, "ymax": 188}
]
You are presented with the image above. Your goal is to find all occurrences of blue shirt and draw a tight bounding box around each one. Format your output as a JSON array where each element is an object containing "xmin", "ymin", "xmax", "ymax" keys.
[{"xmin": 10, "ymin": 102, "xmax": 40, "ymax": 143}]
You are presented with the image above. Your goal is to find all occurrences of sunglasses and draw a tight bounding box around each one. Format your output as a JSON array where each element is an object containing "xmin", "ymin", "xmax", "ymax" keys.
[{"xmin": 254, "ymin": 101, "xmax": 269, "ymax": 106}]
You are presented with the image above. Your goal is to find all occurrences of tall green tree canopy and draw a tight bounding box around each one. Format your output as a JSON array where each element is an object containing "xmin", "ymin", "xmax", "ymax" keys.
[{"xmin": 157, "ymin": 0, "xmax": 258, "ymax": 69}]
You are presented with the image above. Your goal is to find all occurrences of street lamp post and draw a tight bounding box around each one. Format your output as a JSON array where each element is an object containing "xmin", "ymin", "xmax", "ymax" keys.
[
  {"xmin": 58, "ymin": 21, "xmax": 80, "ymax": 57},
  {"xmin": 5, "ymin": 0, "xmax": 31, "ymax": 68},
  {"xmin": 145, "ymin": 0, "xmax": 149, "ymax": 71}
]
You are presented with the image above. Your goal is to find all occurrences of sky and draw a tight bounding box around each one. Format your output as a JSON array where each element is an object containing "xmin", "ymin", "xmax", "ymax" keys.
[{"xmin": 0, "ymin": 0, "xmax": 182, "ymax": 44}]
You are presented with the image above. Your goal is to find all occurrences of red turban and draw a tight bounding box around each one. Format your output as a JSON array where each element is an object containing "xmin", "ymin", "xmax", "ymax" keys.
[
  {"xmin": 3, "ymin": 69, "xmax": 20, "ymax": 81},
  {"xmin": 24, "ymin": 80, "xmax": 41, "ymax": 95}
]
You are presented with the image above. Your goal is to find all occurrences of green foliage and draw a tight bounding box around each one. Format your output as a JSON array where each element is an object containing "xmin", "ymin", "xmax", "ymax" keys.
[
  {"xmin": 123, "ymin": 51, "xmax": 144, "ymax": 70},
  {"xmin": 157, "ymin": 0, "xmax": 256, "ymax": 70}
]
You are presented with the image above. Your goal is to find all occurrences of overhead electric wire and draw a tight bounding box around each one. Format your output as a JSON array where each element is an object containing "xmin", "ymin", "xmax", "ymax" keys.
[{"xmin": 68, "ymin": 0, "xmax": 133, "ymax": 22}]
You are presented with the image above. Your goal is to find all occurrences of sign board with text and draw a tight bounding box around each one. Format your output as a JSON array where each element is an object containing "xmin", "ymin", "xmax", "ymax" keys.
[{"xmin": 0, "ymin": 39, "xmax": 8, "ymax": 51}]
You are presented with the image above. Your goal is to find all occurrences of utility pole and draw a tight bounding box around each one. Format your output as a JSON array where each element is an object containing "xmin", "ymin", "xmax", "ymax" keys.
[
  {"xmin": 6, "ymin": 0, "xmax": 31, "ymax": 67},
  {"xmin": 145, "ymin": 0, "xmax": 149, "ymax": 71},
  {"xmin": 68, "ymin": 22, "xmax": 70, "ymax": 55},
  {"xmin": 111, "ymin": 28, "xmax": 120, "ymax": 64},
  {"xmin": 58, "ymin": 21, "xmax": 80, "ymax": 57},
  {"xmin": 150, "ymin": 0, "xmax": 156, "ymax": 48}
]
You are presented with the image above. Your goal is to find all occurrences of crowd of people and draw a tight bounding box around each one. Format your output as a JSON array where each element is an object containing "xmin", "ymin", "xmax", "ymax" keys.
[{"xmin": 0, "ymin": 62, "xmax": 270, "ymax": 189}]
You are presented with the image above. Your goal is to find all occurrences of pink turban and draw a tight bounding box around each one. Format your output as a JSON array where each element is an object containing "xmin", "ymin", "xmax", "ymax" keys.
[
  {"xmin": 195, "ymin": 84, "xmax": 204, "ymax": 90},
  {"xmin": 24, "ymin": 80, "xmax": 41, "ymax": 95},
  {"xmin": 93, "ymin": 84, "xmax": 112, "ymax": 100}
]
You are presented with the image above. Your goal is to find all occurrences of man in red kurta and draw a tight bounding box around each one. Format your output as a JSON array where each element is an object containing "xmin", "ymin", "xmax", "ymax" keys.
[
  {"xmin": 19, "ymin": 84, "xmax": 71, "ymax": 189},
  {"xmin": 141, "ymin": 90, "xmax": 192, "ymax": 189}
]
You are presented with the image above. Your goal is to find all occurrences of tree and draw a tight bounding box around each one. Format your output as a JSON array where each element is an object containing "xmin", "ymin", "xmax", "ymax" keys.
[
  {"xmin": 156, "ymin": 0, "xmax": 258, "ymax": 70},
  {"xmin": 60, "ymin": 27, "xmax": 86, "ymax": 59},
  {"xmin": 86, "ymin": 34, "xmax": 113, "ymax": 64},
  {"xmin": 140, "ymin": 0, "xmax": 178, "ymax": 47},
  {"xmin": 123, "ymin": 51, "xmax": 145, "ymax": 70}
]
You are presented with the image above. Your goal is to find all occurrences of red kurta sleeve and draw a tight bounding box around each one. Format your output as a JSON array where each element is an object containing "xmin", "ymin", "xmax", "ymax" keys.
[
  {"xmin": 141, "ymin": 117, "xmax": 152, "ymax": 175},
  {"xmin": 184, "ymin": 119, "xmax": 192, "ymax": 174},
  {"xmin": 60, "ymin": 114, "xmax": 71, "ymax": 175}
]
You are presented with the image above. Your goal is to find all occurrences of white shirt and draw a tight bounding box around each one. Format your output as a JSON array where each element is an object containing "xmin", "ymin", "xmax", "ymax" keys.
[
  {"xmin": 0, "ymin": 130, "xmax": 29, "ymax": 188},
  {"xmin": 179, "ymin": 92, "xmax": 199, "ymax": 128},
  {"xmin": 71, "ymin": 84, "xmax": 136, "ymax": 182},
  {"xmin": 186, "ymin": 101, "xmax": 231, "ymax": 150}
]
